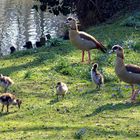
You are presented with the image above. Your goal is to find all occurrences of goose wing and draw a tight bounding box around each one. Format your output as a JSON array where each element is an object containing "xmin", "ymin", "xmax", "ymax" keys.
[
  {"xmin": 79, "ymin": 32, "xmax": 107, "ymax": 53},
  {"xmin": 125, "ymin": 64, "xmax": 140, "ymax": 74}
]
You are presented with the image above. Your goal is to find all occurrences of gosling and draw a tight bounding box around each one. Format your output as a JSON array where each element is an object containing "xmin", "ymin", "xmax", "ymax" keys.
[
  {"xmin": 56, "ymin": 82, "xmax": 68, "ymax": 100},
  {"xmin": 91, "ymin": 63, "xmax": 104, "ymax": 89},
  {"xmin": 0, "ymin": 74, "xmax": 14, "ymax": 92},
  {"xmin": 0, "ymin": 93, "xmax": 22, "ymax": 112}
]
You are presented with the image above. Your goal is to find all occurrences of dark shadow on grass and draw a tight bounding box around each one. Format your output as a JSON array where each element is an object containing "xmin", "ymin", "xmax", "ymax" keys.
[
  {"xmin": 0, "ymin": 110, "xmax": 17, "ymax": 117},
  {"xmin": 81, "ymin": 89, "xmax": 101, "ymax": 96},
  {"xmin": 1, "ymin": 125, "xmax": 138, "ymax": 138},
  {"xmin": 85, "ymin": 102, "xmax": 140, "ymax": 117},
  {"xmin": 3, "ymin": 42, "xmax": 75, "ymax": 60},
  {"xmin": 92, "ymin": 127, "xmax": 139, "ymax": 138},
  {"xmin": 49, "ymin": 98, "xmax": 59, "ymax": 105}
]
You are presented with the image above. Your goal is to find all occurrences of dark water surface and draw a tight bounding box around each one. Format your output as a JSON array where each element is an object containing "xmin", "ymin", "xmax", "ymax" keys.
[{"xmin": 0, "ymin": 0, "xmax": 66, "ymax": 55}]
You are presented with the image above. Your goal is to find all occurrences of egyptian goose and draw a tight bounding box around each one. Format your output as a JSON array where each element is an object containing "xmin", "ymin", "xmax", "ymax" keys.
[
  {"xmin": 0, "ymin": 93, "xmax": 22, "ymax": 112},
  {"xmin": 110, "ymin": 45, "xmax": 140, "ymax": 100},
  {"xmin": 66, "ymin": 17, "xmax": 107, "ymax": 63},
  {"xmin": 0, "ymin": 74, "xmax": 14, "ymax": 92},
  {"xmin": 91, "ymin": 63, "xmax": 104, "ymax": 89},
  {"xmin": 56, "ymin": 82, "xmax": 68, "ymax": 100}
]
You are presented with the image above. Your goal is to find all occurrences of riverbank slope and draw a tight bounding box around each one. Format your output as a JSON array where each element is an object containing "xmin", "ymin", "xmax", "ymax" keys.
[{"xmin": 0, "ymin": 12, "xmax": 140, "ymax": 140}]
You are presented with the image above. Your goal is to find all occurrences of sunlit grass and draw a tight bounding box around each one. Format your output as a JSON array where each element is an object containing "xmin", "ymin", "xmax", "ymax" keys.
[{"xmin": 0, "ymin": 14, "xmax": 140, "ymax": 140}]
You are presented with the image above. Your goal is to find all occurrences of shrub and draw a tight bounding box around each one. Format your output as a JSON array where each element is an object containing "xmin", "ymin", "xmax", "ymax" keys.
[{"xmin": 120, "ymin": 12, "xmax": 140, "ymax": 27}]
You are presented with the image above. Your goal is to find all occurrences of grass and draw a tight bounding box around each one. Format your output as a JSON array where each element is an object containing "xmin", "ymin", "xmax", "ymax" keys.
[{"xmin": 0, "ymin": 13, "xmax": 140, "ymax": 140}]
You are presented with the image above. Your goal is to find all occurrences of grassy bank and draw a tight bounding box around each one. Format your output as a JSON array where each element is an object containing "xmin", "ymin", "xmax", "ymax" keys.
[{"xmin": 0, "ymin": 13, "xmax": 140, "ymax": 140}]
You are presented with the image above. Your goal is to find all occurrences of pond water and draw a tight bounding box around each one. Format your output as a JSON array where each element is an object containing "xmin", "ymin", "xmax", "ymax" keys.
[{"xmin": 0, "ymin": 0, "xmax": 66, "ymax": 55}]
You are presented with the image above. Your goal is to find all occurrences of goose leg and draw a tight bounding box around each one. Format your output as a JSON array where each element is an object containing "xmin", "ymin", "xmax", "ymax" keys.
[
  {"xmin": 96, "ymin": 84, "xmax": 99, "ymax": 89},
  {"xmin": 6, "ymin": 105, "xmax": 9, "ymax": 112},
  {"xmin": 57, "ymin": 94, "xmax": 59, "ymax": 101},
  {"xmin": 98, "ymin": 84, "xmax": 101, "ymax": 90},
  {"xmin": 87, "ymin": 51, "xmax": 91, "ymax": 63},
  {"xmin": 4, "ymin": 87, "xmax": 8, "ymax": 92},
  {"xmin": 82, "ymin": 50, "xmax": 85, "ymax": 62},
  {"xmin": 1, "ymin": 105, "xmax": 4, "ymax": 112},
  {"xmin": 4, "ymin": 85, "xmax": 8, "ymax": 92},
  {"xmin": 62, "ymin": 94, "xmax": 65, "ymax": 99},
  {"xmin": 131, "ymin": 90, "xmax": 139, "ymax": 102},
  {"xmin": 131, "ymin": 84, "xmax": 135, "ymax": 100},
  {"xmin": 118, "ymin": 80, "xmax": 122, "ymax": 92}
]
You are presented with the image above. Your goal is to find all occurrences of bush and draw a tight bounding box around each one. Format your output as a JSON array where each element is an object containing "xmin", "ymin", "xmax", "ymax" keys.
[{"xmin": 121, "ymin": 12, "xmax": 140, "ymax": 27}]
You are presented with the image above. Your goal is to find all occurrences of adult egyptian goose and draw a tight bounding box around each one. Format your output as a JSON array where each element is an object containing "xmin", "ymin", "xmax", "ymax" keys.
[
  {"xmin": 66, "ymin": 17, "xmax": 107, "ymax": 63},
  {"xmin": 91, "ymin": 63, "xmax": 104, "ymax": 89},
  {"xmin": 0, "ymin": 93, "xmax": 22, "ymax": 112},
  {"xmin": 110, "ymin": 45, "xmax": 140, "ymax": 100},
  {"xmin": 56, "ymin": 82, "xmax": 68, "ymax": 100},
  {"xmin": 0, "ymin": 74, "xmax": 14, "ymax": 92}
]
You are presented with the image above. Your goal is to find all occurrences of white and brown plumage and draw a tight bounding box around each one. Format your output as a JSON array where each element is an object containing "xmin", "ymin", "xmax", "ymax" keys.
[
  {"xmin": 56, "ymin": 82, "xmax": 68, "ymax": 100},
  {"xmin": 0, "ymin": 74, "xmax": 14, "ymax": 92},
  {"xmin": 0, "ymin": 93, "xmax": 22, "ymax": 112},
  {"xmin": 91, "ymin": 63, "xmax": 104, "ymax": 89},
  {"xmin": 66, "ymin": 17, "xmax": 107, "ymax": 63},
  {"xmin": 110, "ymin": 45, "xmax": 140, "ymax": 101}
]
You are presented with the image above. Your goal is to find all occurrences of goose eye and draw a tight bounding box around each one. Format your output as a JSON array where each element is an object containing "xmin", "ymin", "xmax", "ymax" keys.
[
  {"xmin": 113, "ymin": 46, "xmax": 118, "ymax": 51},
  {"xmin": 67, "ymin": 18, "xmax": 73, "ymax": 21}
]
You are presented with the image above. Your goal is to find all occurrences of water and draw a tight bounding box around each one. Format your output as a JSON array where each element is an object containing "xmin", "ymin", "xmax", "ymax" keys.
[{"xmin": 0, "ymin": 0, "xmax": 66, "ymax": 55}]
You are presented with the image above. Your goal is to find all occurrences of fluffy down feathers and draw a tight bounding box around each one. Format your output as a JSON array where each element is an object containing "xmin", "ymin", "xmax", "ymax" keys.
[
  {"xmin": 91, "ymin": 63, "xmax": 104, "ymax": 89},
  {"xmin": 56, "ymin": 82, "xmax": 68, "ymax": 99}
]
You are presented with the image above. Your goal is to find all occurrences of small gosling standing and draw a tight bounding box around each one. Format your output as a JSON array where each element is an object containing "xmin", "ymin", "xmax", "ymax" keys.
[
  {"xmin": 91, "ymin": 63, "xmax": 104, "ymax": 89},
  {"xmin": 0, "ymin": 93, "xmax": 22, "ymax": 112},
  {"xmin": 0, "ymin": 74, "xmax": 14, "ymax": 92},
  {"xmin": 56, "ymin": 82, "xmax": 68, "ymax": 100}
]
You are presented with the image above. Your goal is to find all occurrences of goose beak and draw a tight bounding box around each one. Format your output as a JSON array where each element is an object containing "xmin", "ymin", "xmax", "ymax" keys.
[
  {"xmin": 65, "ymin": 21, "xmax": 68, "ymax": 24},
  {"xmin": 18, "ymin": 103, "xmax": 21, "ymax": 109},
  {"xmin": 108, "ymin": 50, "xmax": 113, "ymax": 54},
  {"xmin": 65, "ymin": 19, "xmax": 69, "ymax": 25},
  {"xmin": 65, "ymin": 21, "xmax": 70, "ymax": 28},
  {"xmin": 17, "ymin": 99, "xmax": 22, "ymax": 109}
]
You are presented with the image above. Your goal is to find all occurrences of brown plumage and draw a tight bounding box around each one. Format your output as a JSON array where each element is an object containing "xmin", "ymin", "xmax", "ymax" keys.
[
  {"xmin": 110, "ymin": 45, "xmax": 140, "ymax": 101},
  {"xmin": 131, "ymin": 89, "xmax": 140, "ymax": 101},
  {"xmin": 125, "ymin": 64, "xmax": 140, "ymax": 74},
  {"xmin": 0, "ymin": 93, "xmax": 22, "ymax": 112},
  {"xmin": 0, "ymin": 74, "xmax": 14, "ymax": 92},
  {"xmin": 56, "ymin": 82, "xmax": 68, "ymax": 100},
  {"xmin": 66, "ymin": 17, "xmax": 107, "ymax": 63},
  {"xmin": 91, "ymin": 63, "xmax": 104, "ymax": 89}
]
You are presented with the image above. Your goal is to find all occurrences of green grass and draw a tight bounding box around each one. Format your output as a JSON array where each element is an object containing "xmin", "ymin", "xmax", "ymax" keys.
[{"xmin": 0, "ymin": 14, "xmax": 140, "ymax": 140}]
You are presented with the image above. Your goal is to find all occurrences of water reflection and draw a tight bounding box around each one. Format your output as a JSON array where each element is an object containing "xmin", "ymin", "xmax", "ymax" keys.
[{"xmin": 0, "ymin": 0, "xmax": 66, "ymax": 55}]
